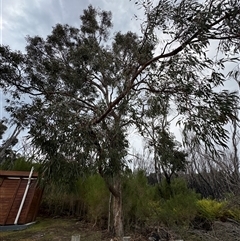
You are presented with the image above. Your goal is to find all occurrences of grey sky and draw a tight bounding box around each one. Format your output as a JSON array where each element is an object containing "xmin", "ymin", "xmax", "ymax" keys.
[{"xmin": 1, "ymin": 0, "xmax": 141, "ymax": 51}]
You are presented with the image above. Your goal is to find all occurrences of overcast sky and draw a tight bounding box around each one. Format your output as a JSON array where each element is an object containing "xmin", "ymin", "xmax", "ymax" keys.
[
  {"xmin": 0, "ymin": 0, "xmax": 239, "ymax": 156},
  {"xmin": 1, "ymin": 0, "xmax": 142, "ymax": 51}
]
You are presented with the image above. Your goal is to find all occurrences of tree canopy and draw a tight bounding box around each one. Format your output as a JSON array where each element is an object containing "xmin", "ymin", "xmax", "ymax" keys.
[{"xmin": 0, "ymin": 1, "xmax": 239, "ymax": 152}]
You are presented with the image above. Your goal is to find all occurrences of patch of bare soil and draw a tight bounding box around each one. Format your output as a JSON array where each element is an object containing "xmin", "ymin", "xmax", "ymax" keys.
[{"xmin": 0, "ymin": 218, "xmax": 240, "ymax": 241}]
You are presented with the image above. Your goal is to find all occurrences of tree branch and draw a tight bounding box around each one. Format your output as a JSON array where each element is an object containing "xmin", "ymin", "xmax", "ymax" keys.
[{"xmin": 91, "ymin": 13, "xmax": 231, "ymax": 125}]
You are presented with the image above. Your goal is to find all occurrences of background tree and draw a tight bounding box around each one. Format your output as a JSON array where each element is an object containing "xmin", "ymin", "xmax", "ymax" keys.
[
  {"xmin": 136, "ymin": 93, "xmax": 187, "ymax": 185},
  {"xmin": 154, "ymin": 129, "xmax": 188, "ymax": 186},
  {"xmin": 0, "ymin": 120, "xmax": 21, "ymax": 163},
  {"xmin": 186, "ymin": 123, "xmax": 240, "ymax": 199}
]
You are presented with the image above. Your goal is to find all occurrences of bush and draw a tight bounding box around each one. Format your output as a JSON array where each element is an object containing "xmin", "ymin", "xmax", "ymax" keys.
[
  {"xmin": 196, "ymin": 199, "xmax": 227, "ymax": 221},
  {"xmin": 77, "ymin": 174, "xmax": 109, "ymax": 224},
  {"xmin": 41, "ymin": 185, "xmax": 77, "ymax": 216},
  {"xmin": 224, "ymin": 195, "xmax": 240, "ymax": 222},
  {"xmin": 41, "ymin": 174, "xmax": 109, "ymax": 222},
  {"xmin": 226, "ymin": 208, "xmax": 240, "ymax": 222},
  {"xmin": 0, "ymin": 157, "xmax": 41, "ymax": 171},
  {"xmin": 155, "ymin": 179, "xmax": 199, "ymax": 226},
  {"xmin": 122, "ymin": 170, "xmax": 156, "ymax": 228}
]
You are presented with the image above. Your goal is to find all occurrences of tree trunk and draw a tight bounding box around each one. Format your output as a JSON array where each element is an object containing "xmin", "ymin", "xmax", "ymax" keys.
[
  {"xmin": 108, "ymin": 192, "xmax": 112, "ymax": 232},
  {"xmin": 112, "ymin": 189, "xmax": 123, "ymax": 238},
  {"xmin": 232, "ymin": 115, "xmax": 239, "ymax": 189},
  {"xmin": 154, "ymin": 149, "xmax": 161, "ymax": 185},
  {"xmin": 106, "ymin": 176, "xmax": 124, "ymax": 238}
]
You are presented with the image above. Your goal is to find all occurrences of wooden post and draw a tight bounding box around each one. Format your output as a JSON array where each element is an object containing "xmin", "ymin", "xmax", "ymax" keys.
[
  {"xmin": 14, "ymin": 167, "xmax": 34, "ymax": 225},
  {"xmin": 71, "ymin": 235, "xmax": 80, "ymax": 241}
]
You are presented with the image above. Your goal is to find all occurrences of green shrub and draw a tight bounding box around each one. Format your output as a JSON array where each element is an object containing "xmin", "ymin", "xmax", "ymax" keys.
[
  {"xmin": 158, "ymin": 178, "xmax": 197, "ymax": 199},
  {"xmin": 196, "ymin": 199, "xmax": 227, "ymax": 221},
  {"xmin": 41, "ymin": 174, "xmax": 109, "ymax": 222},
  {"xmin": 123, "ymin": 170, "xmax": 156, "ymax": 228},
  {"xmin": 76, "ymin": 174, "xmax": 109, "ymax": 224},
  {"xmin": 157, "ymin": 193, "xmax": 199, "ymax": 226},
  {"xmin": 154, "ymin": 178, "xmax": 199, "ymax": 226},
  {"xmin": 0, "ymin": 157, "xmax": 40, "ymax": 171},
  {"xmin": 224, "ymin": 195, "xmax": 240, "ymax": 222},
  {"xmin": 227, "ymin": 208, "xmax": 240, "ymax": 221},
  {"xmin": 41, "ymin": 182, "xmax": 81, "ymax": 216}
]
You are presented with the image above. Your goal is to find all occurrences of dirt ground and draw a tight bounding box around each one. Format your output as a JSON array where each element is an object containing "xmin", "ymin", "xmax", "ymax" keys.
[
  {"xmin": 183, "ymin": 220, "xmax": 240, "ymax": 241},
  {"xmin": 0, "ymin": 217, "xmax": 240, "ymax": 241}
]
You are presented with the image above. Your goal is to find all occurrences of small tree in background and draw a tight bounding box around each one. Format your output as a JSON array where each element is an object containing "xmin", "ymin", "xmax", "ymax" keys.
[
  {"xmin": 0, "ymin": 120, "xmax": 21, "ymax": 163},
  {"xmin": 137, "ymin": 94, "xmax": 188, "ymax": 186},
  {"xmin": 154, "ymin": 129, "xmax": 188, "ymax": 185}
]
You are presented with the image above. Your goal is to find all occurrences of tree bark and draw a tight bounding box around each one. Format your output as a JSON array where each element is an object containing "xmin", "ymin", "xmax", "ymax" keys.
[
  {"xmin": 105, "ymin": 176, "xmax": 124, "ymax": 238},
  {"xmin": 108, "ymin": 192, "xmax": 112, "ymax": 233},
  {"xmin": 232, "ymin": 115, "xmax": 239, "ymax": 187},
  {"xmin": 112, "ymin": 177, "xmax": 124, "ymax": 238},
  {"xmin": 113, "ymin": 192, "xmax": 123, "ymax": 237}
]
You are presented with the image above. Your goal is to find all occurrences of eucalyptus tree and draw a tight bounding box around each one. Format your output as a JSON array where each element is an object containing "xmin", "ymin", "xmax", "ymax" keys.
[
  {"xmin": 0, "ymin": 6, "xmax": 151, "ymax": 237},
  {"xmin": 0, "ymin": 0, "xmax": 240, "ymax": 237}
]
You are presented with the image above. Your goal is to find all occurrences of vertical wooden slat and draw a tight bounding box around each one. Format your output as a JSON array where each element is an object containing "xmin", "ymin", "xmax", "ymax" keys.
[
  {"xmin": 3, "ymin": 178, "xmax": 22, "ymax": 225},
  {"xmin": 32, "ymin": 186, "xmax": 44, "ymax": 221},
  {"xmin": 0, "ymin": 177, "xmax": 3, "ymax": 186},
  {"xmin": 21, "ymin": 181, "xmax": 36, "ymax": 223}
]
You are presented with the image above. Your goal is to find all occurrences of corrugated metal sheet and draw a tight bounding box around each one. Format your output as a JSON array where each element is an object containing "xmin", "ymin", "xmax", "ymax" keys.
[{"xmin": 0, "ymin": 170, "xmax": 43, "ymax": 225}]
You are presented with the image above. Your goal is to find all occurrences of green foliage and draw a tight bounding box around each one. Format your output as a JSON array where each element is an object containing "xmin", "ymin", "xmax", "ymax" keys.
[
  {"xmin": 226, "ymin": 208, "xmax": 240, "ymax": 222},
  {"xmin": 41, "ymin": 185, "xmax": 79, "ymax": 216},
  {"xmin": 40, "ymin": 172, "xmax": 240, "ymax": 229},
  {"xmin": 155, "ymin": 130, "xmax": 188, "ymax": 184},
  {"xmin": 196, "ymin": 199, "xmax": 227, "ymax": 221},
  {"xmin": 0, "ymin": 156, "xmax": 40, "ymax": 171},
  {"xmin": 8, "ymin": 157, "xmax": 33, "ymax": 171},
  {"xmin": 139, "ymin": 93, "xmax": 188, "ymax": 185},
  {"xmin": 0, "ymin": 2, "xmax": 239, "ymax": 178},
  {"xmin": 0, "ymin": 121, "xmax": 7, "ymax": 139},
  {"xmin": 122, "ymin": 170, "xmax": 156, "ymax": 228},
  {"xmin": 0, "ymin": 121, "xmax": 21, "ymax": 163},
  {"xmin": 154, "ymin": 179, "xmax": 199, "ymax": 226},
  {"xmin": 136, "ymin": 0, "xmax": 240, "ymax": 154},
  {"xmin": 223, "ymin": 195, "xmax": 240, "ymax": 222},
  {"xmin": 42, "ymin": 174, "xmax": 109, "ymax": 225},
  {"xmin": 76, "ymin": 174, "xmax": 109, "ymax": 223}
]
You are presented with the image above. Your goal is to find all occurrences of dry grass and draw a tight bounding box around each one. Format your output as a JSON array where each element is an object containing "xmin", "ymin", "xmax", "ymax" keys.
[{"xmin": 0, "ymin": 217, "xmax": 104, "ymax": 241}]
